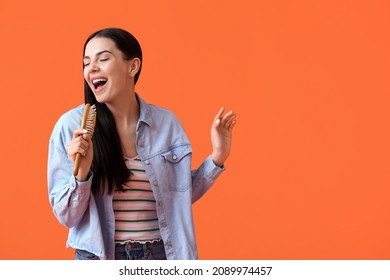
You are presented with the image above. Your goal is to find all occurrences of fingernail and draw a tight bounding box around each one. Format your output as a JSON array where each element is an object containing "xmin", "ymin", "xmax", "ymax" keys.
[
  {"xmin": 83, "ymin": 129, "xmax": 88, "ymax": 133},
  {"xmin": 216, "ymin": 119, "xmax": 221, "ymax": 124}
]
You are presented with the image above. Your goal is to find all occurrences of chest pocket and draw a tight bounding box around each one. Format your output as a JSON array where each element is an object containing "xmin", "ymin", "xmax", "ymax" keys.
[{"xmin": 161, "ymin": 145, "xmax": 192, "ymax": 191}]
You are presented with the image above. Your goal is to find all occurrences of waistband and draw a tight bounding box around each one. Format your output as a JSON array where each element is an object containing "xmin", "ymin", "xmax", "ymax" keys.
[{"xmin": 116, "ymin": 239, "xmax": 163, "ymax": 250}]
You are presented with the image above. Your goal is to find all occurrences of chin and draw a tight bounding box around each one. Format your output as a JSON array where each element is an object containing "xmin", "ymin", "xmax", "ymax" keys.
[
  {"xmin": 93, "ymin": 88, "xmax": 111, "ymax": 102},
  {"xmin": 93, "ymin": 93, "xmax": 107, "ymax": 104}
]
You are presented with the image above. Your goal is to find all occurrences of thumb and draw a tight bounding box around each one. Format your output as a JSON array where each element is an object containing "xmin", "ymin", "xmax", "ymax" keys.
[{"xmin": 213, "ymin": 107, "xmax": 224, "ymax": 127}]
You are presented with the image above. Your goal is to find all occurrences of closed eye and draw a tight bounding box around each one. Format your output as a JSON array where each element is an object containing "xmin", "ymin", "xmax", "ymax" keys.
[{"xmin": 83, "ymin": 59, "xmax": 90, "ymax": 67}]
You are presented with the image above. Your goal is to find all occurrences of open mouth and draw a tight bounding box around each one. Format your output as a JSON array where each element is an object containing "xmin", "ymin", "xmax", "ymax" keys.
[{"xmin": 92, "ymin": 78, "xmax": 107, "ymax": 90}]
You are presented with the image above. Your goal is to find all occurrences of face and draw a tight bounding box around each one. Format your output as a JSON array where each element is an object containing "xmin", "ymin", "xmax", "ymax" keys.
[{"xmin": 83, "ymin": 37, "xmax": 133, "ymax": 104}]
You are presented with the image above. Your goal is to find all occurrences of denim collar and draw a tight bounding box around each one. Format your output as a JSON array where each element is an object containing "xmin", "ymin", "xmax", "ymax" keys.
[{"xmin": 135, "ymin": 93, "xmax": 153, "ymax": 127}]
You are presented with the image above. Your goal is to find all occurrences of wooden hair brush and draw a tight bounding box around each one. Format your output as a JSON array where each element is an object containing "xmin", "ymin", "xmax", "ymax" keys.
[{"xmin": 73, "ymin": 103, "xmax": 97, "ymax": 177}]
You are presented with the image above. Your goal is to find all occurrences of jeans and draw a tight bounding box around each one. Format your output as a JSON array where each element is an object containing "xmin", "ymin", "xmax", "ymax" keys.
[{"xmin": 75, "ymin": 239, "xmax": 167, "ymax": 260}]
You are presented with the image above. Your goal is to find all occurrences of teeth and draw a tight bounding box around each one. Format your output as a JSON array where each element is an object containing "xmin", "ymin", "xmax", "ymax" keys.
[{"xmin": 92, "ymin": 78, "xmax": 107, "ymax": 84}]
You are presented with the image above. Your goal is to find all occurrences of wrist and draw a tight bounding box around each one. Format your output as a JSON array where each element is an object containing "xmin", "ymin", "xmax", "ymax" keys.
[
  {"xmin": 211, "ymin": 153, "xmax": 225, "ymax": 168},
  {"xmin": 75, "ymin": 170, "xmax": 91, "ymax": 182}
]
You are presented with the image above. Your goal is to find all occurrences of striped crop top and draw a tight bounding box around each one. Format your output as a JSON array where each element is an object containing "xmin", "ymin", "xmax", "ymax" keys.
[{"xmin": 112, "ymin": 156, "xmax": 161, "ymax": 244}]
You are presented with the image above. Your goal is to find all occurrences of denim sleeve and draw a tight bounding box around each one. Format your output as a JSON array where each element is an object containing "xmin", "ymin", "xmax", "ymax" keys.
[
  {"xmin": 191, "ymin": 155, "xmax": 225, "ymax": 203},
  {"xmin": 47, "ymin": 118, "xmax": 93, "ymax": 228}
]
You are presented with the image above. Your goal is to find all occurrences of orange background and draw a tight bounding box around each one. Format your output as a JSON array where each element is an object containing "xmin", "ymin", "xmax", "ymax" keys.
[{"xmin": 0, "ymin": 0, "xmax": 389, "ymax": 259}]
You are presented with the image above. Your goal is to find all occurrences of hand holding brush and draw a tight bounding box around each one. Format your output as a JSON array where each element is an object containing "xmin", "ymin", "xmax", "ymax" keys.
[{"xmin": 68, "ymin": 104, "xmax": 97, "ymax": 180}]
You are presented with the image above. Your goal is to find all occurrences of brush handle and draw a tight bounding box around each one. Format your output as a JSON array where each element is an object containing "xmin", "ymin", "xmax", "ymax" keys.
[
  {"xmin": 73, "ymin": 153, "xmax": 82, "ymax": 176},
  {"xmin": 73, "ymin": 104, "xmax": 91, "ymax": 177}
]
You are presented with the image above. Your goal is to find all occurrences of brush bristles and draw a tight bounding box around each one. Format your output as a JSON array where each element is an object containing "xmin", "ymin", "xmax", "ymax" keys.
[{"xmin": 84, "ymin": 104, "xmax": 97, "ymax": 136}]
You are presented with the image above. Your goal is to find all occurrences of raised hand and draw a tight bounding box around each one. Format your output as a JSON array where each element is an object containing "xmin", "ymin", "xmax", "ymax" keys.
[{"xmin": 210, "ymin": 107, "xmax": 237, "ymax": 167}]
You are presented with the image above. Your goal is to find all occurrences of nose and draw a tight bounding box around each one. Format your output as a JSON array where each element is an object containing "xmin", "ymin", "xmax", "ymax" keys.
[{"xmin": 88, "ymin": 61, "xmax": 99, "ymax": 73}]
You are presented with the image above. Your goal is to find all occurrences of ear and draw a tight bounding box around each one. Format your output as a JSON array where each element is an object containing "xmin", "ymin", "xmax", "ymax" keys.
[{"xmin": 129, "ymin": 58, "xmax": 141, "ymax": 78}]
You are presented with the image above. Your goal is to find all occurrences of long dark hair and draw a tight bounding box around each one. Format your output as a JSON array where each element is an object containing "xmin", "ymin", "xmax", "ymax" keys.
[{"xmin": 83, "ymin": 28, "xmax": 143, "ymax": 194}]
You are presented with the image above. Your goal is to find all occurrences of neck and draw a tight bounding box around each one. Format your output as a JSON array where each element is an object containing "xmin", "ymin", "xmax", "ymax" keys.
[{"xmin": 106, "ymin": 91, "xmax": 140, "ymax": 126}]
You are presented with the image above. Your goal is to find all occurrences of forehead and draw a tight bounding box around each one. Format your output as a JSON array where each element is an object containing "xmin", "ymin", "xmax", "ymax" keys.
[{"xmin": 84, "ymin": 37, "xmax": 117, "ymax": 57}]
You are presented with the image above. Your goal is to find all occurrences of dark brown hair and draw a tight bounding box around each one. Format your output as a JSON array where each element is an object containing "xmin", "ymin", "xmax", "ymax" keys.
[{"xmin": 83, "ymin": 28, "xmax": 142, "ymax": 194}]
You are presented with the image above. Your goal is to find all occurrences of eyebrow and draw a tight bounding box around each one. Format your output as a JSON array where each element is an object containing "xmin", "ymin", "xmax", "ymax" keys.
[{"xmin": 83, "ymin": 50, "xmax": 113, "ymax": 60}]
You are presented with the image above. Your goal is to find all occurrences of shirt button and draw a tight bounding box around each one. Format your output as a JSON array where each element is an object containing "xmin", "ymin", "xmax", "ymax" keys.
[
  {"xmin": 138, "ymin": 142, "xmax": 144, "ymax": 147},
  {"xmin": 145, "ymin": 160, "xmax": 150, "ymax": 165},
  {"xmin": 172, "ymin": 155, "xmax": 177, "ymax": 160},
  {"xmin": 153, "ymin": 180, "xmax": 158, "ymax": 186}
]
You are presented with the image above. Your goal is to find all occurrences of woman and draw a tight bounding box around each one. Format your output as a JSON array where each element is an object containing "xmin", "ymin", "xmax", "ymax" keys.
[{"xmin": 48, "ymin": 27, "xmax": 236, "ymax": 260}]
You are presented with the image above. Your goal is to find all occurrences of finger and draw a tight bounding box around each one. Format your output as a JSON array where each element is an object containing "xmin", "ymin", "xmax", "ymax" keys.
[
  {"xmin": 220, "ymin": 112, "xmax": 236, "ymax": 127},
  {"xmin": 75, "ymin": 147, "xmax": 88, "ymax": 157},
  {"xmin": 221, "ymin": 110, "xmax": 234, "ymax": 120},
  {"xmin": 72, "ymin": 128, "xmax": 89, "ymax": 139},
  {"xmin": 68, "ymin": 138, "xmax": 89, "ymax": 154},
  {"xmin": 68, "ymin": 145, "xmax": 88, "ymax": 159},
  {"xmin": 72, "ymin": 136, "xmax": 89, "ymax": 149},
  {"xmin": 229, "ymin": 119, "xmax": 237, "ymax": 130},
  {"xmin": 213, "ymin": 107, "xmax": 225, "ymax": 125},
  {"xmin": 82, "ymin": 133, "xmax": 92, "ymax": 142},
  {"xmin": 224, "ymin": 114, "xmax": 236, "ymax": 128}
]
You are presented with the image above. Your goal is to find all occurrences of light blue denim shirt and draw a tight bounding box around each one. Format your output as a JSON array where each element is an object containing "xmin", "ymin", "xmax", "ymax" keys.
[{"xmin": 48, "ymin": 95, "xmax": 224, "ymax": 260}]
